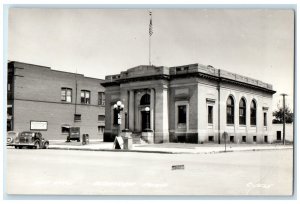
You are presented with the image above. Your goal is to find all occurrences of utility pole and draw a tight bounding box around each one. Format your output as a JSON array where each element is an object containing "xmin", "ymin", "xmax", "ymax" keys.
[
  {"xmin": 75, "ymin": 69, "xmax": 78, "ymax": 115},
  {"xmin": 281, "ymin": 93, "xmax": 287, "ymax": 145}
]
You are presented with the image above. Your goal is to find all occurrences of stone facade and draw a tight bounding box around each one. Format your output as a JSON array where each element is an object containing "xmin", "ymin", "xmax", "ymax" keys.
[
  {"xmin": 7, "ymin": 61, "xmax": 105, "ymax": 140},
  {"xmin": 102, "ymin": 63, "xmax": 276, "ymax": 144}
]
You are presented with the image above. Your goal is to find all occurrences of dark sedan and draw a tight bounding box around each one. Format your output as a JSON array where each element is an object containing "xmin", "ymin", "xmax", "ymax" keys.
[{"xmin": 12, "ymin": 131, "xmax": 49, "ymax": 149}]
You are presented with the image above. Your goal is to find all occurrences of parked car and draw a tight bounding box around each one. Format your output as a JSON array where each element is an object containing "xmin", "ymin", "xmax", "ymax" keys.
[
  {"xmin": 7, "ymin": 131, "xmax": 19, "ymax": 146},
  {"xmin": 12, "ymin": 131, "xmax": 49, "ymax": 149}
]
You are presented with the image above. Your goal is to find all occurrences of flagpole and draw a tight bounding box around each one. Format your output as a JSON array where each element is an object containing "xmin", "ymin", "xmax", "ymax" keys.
[
  {"xmin": 149, "ymin": 11, "xmax": 152, "ymax": 66},
  {"xmin": 149, "ymin": 32, "xmax": 151, "ymax": 66}
]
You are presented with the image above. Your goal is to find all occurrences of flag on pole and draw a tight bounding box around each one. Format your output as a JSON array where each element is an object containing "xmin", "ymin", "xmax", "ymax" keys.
[{"xmin": 149, "ymin": 11, "xmax": 153, "ymax": 36}]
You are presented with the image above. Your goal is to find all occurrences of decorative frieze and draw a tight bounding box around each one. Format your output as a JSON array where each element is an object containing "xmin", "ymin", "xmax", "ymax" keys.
[{"xmin": 103, "ymin": 63, "xmax": 275, "ymax": 93}]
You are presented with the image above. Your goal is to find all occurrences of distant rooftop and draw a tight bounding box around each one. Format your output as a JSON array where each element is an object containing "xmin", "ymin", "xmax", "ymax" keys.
[{"xmin": 8, "ymin": 61, "xmax": 104, "ymax": 82}]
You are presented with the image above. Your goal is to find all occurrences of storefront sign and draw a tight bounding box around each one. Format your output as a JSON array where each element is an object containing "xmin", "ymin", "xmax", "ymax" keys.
[{"xmin": 30, "ymin": 121, "xmax": 48, "ymax": 131}]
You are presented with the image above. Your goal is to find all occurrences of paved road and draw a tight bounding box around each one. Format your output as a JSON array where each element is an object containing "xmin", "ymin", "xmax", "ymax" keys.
[{"xmin": 5, "ymin": 148, "xmax": 293, "ymax": 196}]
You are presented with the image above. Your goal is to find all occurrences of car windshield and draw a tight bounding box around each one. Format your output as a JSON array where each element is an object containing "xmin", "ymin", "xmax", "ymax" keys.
[
  {"xmin": 20, "ymin": 132, "xmax": 34, "ymax": 137},
  {"xmin": 7, "ymin": 132, "xmax": 17, "ymax": 137}
]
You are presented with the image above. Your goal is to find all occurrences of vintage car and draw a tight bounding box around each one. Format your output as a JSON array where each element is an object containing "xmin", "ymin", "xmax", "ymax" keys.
[
  {"xmin": 12, "ymin": 131, "xmax": 49, "ymax": 149},
  {"xmin": 7, "ymin": 131, "xmax": 19, "ymax": 146}
]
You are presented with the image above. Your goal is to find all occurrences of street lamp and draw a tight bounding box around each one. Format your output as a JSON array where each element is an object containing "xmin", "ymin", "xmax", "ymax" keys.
[
  {"xmin": 144, "ymin": 107, "xmax": 150, "ymax": 131},
  {"xmin": 114, "ymin": 100, "xmax": 124, "ymax": 136}
]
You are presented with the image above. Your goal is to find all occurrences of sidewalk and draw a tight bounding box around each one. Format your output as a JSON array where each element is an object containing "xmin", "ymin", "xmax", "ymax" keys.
[{"xmin": 48, "ymin": 140, "xmax": 293, "ymax": 154}]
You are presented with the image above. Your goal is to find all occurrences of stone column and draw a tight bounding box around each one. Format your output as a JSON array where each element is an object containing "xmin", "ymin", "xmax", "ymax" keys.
[
  {"xmin": 129, "ymin": 90, "xmax": 135, "ymax": 131},
  {"xmin": 150, "ymin": 88, "xmax": 155, "ymax": 131},
  {"xmin": 134, "ymin": 92, "xmax": 139, "ymax": 132},
  {"xmin": 119, "ymin": 89, "xmax": 128, "ymax": 130},
  {"xmin": 154, "ymin": 86, "xmax": 169, "ymax": 143}
]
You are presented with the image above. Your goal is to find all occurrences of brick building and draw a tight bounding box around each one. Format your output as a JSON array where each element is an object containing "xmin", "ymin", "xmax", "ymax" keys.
[
  {"xmin": 7, "ymin": 61, "xmax": 105, "ymax": 141},
  {"xmin": 102, "ymin": 63, "xmax": 276, "ymax": 144}
]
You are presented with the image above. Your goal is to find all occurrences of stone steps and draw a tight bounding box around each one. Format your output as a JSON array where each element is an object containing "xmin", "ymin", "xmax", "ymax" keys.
[{"xmin": 131, "ymin": 133, "xmax": 148, "ymax": 144}]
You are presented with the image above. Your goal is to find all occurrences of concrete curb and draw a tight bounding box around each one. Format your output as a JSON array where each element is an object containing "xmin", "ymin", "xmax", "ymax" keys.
[
  {"xmin": 48, "ymin": 147, "xmax": 174, "ymax": 154},
  {"xmin": 48, "ymin": 146, "xmax": 293, "ymax": 154}
]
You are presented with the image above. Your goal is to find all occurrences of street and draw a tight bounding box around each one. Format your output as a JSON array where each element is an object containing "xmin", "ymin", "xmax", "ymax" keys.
[{"xmin": 5, "ymin": 148, "xmax": 293, "ymax": 196}]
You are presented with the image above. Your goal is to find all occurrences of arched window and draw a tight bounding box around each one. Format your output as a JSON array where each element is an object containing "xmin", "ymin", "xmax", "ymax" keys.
[
  {"xmin": 140, "ymin": 94, "xmax": 150, "ymax": 105},
  {"xmin": 226, "ymin": 96, "xmax": 234, "ymax": 124},
  {"xmin": 250, "ymin": 100, "xmax": 257, "ymax": 125},
  {"xmin": 239, "ymin": 98, "xmax": 246, "ymax": 125}
]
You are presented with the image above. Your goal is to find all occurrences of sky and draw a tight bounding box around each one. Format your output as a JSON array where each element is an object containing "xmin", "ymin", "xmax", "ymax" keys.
[{"xmin": 7, "ymin": 8, "xmax": 294, "ymax": 110}]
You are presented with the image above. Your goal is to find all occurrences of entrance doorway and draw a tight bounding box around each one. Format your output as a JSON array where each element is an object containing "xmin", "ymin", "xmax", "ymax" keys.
[
  {"xmin": 140, "ymin": 93, "xmax": 151, "ymax": 132},
  {"xmin": 277, "ymin": 131, "xmax": 282, "ymax": 140},
  {"xmin": 141, "ymin": 111, "xmax": 150, "ymax": 131}
]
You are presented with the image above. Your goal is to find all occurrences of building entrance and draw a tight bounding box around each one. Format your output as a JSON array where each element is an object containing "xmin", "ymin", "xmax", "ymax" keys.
[
  {"xmin": 277, "ymin": 131, "xmax": 282, "ymax": 140},
  {"xmin": 141, "ymin": 110, "xmax": 150, "ymax": 131}
]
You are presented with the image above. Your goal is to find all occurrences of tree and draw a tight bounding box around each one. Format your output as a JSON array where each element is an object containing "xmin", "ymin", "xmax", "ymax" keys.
[{"xmin": 272, "ymin": 105, "xmax": 293, "ymax": 124}]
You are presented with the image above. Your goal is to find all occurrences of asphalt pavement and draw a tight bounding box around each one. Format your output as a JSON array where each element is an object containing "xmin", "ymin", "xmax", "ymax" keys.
[{"xmin": 5, "ymin": 148, "xmax": 293, "ymax": 196}]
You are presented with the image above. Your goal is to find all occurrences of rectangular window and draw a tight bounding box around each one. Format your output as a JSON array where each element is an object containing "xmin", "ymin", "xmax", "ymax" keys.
[
  {"xmin": 98, "ymin": 115, "xmax": 105, "ymax": 122},
  {"xmin": 230, "ymin": 136, "xmax": 234, "ymax": 143},
  {"xmin": 98, "ymin": 126, "xmax": 105, "ymax": 133},
  {"xmin": 178, "ymin": 105, "xmax": 187, "ymax": 124},
  {"xmin": 242, "ymin": 136, "xmax": 246, "ymax": 143},
  {"xmin": 98, "ymin": 92, "xmax": 105, "ymax": 106},
  {"xmin": 264, "ymin": 112, "xmax": 267, "ymax": 126},
  {"xmin": 208, "ymin": 106, "xmax": 213, "ymax": 124},
  {"xmin": 61, "ymin": 126, "xmax": 69, "ymax": 134},
  {"xmin": 81, "ymin": 90, "xmax": 90, "ymax": 104},
  {"xmin": 208, "ymin": 136, "xmax": 214, "ymax": 142},
  {"xmin": 7, "ymin": 107, "xmax": 12, "ymax": 116},
  {"xmin": 61, "ymin": 88, "xmax": 72, "ymax": 103},
  {"xmin": 253, "ymin": 136, "xmax": 257, "ymax": 142},
  {"xmin": 264, "ymin": 136, "xmax": 268, "ymax": 143},
  {"xmin": 74, "ymin": 114, "xmax": 81, "ymax": 122}
]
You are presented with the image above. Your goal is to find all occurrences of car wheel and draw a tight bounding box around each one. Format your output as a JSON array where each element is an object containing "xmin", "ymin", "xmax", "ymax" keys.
[
  {"xmin": 43, "ymin": 142, "xmax": 49, "ymax": 149},
  {"xmin": 34, "ymin": 141, "xmax": 40, "ymax": 149},
  {"xmin": 77, "ymin": 139, "xmax": 80, "ymax": 142}
]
